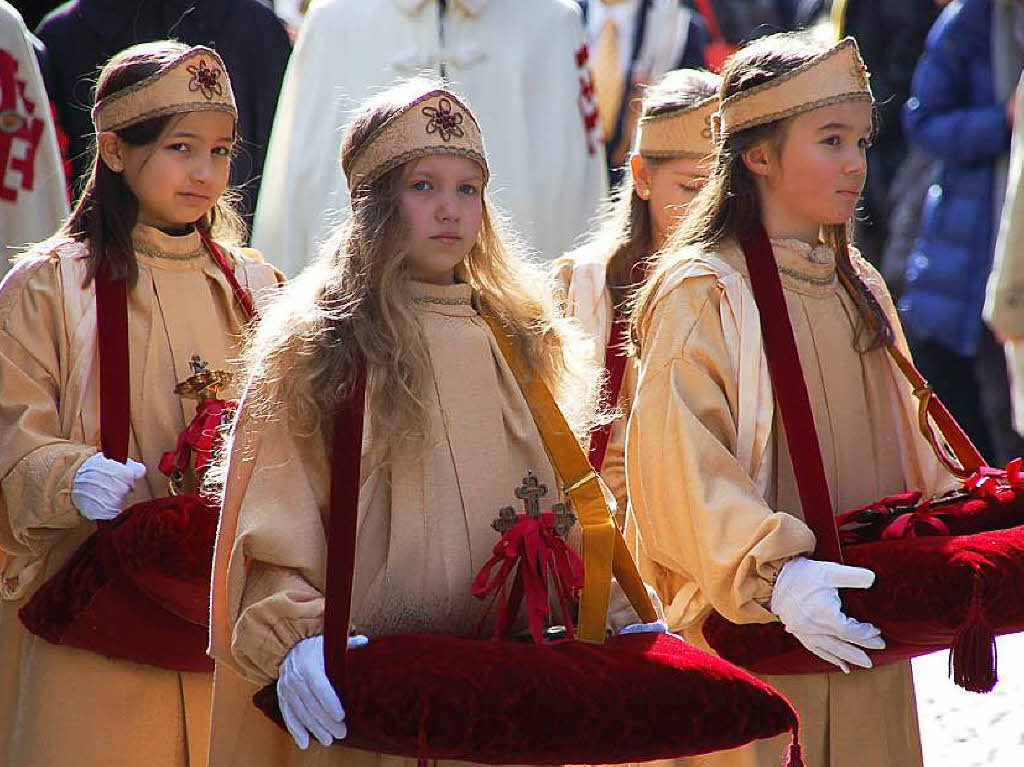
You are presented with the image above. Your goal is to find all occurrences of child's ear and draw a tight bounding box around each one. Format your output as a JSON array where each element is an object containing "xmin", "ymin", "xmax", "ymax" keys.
[
  {"xmin": 741, "ymin": 139, "xmax": 774, "ymax": 179},
  {"xmin": 97, "ymin": 132, "xmax": 126, "ymax": 173},
  {"xmin": 630, "ymin": 154, "xmax": 651, "ymax": 200}
]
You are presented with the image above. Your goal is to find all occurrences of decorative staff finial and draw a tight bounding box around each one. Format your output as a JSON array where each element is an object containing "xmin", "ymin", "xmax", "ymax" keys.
[{"xmin": 173, "ymin": 354, "xmax": 236, "ymax": 401}]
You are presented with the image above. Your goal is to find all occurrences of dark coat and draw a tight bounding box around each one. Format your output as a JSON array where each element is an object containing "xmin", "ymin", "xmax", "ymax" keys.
[
  {"xmin": 35, "ymin": 0, "xmax": 291, "ymax": 230},
  {"xmin": 687, "ymin": 0, "xmax": 798, "ymax": 45},
  {"xmin": 901, "ymin": 0, "xmax": 1012, "ymax": 356},
  {"xmin": 842, "ymin": 0, "xmax": 938, "ymax": 241}
]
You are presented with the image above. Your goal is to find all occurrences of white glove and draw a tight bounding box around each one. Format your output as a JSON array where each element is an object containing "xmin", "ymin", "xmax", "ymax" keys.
[
  {"xmin": 71, "ymin": 453, "xmax": 147, "ymax": 521},
  {"xmin": 278, "ymin": 634, "xmax": 368, "ymax": 749},
  {"xmin": 617, "ymin": 620, "xmax": 669, "ymax": 635},
  {"xmin": 769, "ymin": 557, "xmax": 885, "ymax": 673}
]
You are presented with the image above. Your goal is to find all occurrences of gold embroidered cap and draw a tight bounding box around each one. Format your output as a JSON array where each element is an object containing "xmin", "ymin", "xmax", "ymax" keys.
[
  {"xmin": 345, "ymin": 89, "xmax": 489, "ymax": 191},
  {"xmin": 92, "ymin": 46, "xmax": 237, "ymax": 133},
  {"xmin": 717, "ymin": 37, "xmax": 872, "ymax": 138},
  {"xmin": 637, "ymin": 95, "xmax": 719, "ymax": 159}
]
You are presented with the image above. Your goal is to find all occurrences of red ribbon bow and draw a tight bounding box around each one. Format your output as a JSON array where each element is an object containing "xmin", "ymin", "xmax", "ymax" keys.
[
  {"xmin": 472, "ymin": 511, "xmax": 585, "ymax": 644},
  {"xmin": 965, "ymin": 457, "xmax": 1024, "ymax": 498},
  {"xmin": 159, "ymin": 398, "xmax": 237, "ymax": 479},
  {"xmin": 880, "ymin": 498, "xmax": 950, "ymax": 539}
]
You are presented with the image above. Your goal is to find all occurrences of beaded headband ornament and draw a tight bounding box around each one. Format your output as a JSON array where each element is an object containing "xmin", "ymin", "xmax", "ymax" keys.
[
  {"xmin": 345, "ymin": 89, "xmax": 489, "ymax": 192},
  {"xmin": 715, "ymin": 37, "xmax": 872, "ymax": 139},
  {"xmin": 637, "ymin": 95, "xmax": 719, "ymax": 160},
  {"xmin": 92, "ymin": 46, "xmax": 237, "ymax": 133}
]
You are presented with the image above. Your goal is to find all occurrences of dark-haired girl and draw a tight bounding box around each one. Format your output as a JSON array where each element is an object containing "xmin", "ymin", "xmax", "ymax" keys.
[
  {"xmin": 627, "ymin": 35, "xmax": 956, "ymax": 767},
  {"xmin": 553, "ymin": 67, "xmax": 720, "ymax": 523},
  {"xmin": 0, "ymin": 41, "xmax": 281, "ymax": 766}
]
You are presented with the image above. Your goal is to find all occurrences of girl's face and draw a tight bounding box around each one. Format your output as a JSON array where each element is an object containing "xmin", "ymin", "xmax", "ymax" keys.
[
  {"xmin": 399, "ymin": 154, "xmax": 484, "ymax": 285},
  {"xmin": 101, "ymin": 110, "xmax": 234, "ymax": 230},
  {"xmin": 632, "ymin": 154, "xmax": 711, "ymax": 250},
  {"xmin": 746, "ymin": 100, "xmax": 871, "ymax": 243}
]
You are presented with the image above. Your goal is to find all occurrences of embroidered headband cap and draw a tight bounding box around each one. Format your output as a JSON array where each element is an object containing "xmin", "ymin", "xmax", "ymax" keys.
[
  {"xmin": 92, "ymin": 45, "xmax": 237, "ymax": 133},
  {"xmin": 637, "ymin": 95, "xmax": 719, "ymax": 160},
  {"xmin": 716, "ymin": 37, "xmax": 872, "ymax": 138},
  {"xmin": 345, "ymin": 89, "xmax": 489, "ymax": 192}
]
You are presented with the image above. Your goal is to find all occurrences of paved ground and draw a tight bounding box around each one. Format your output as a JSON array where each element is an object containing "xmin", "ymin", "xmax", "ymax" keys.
[{"xmin": 914, "ymin": 632, "xmax": 1024, "ymax": 765}]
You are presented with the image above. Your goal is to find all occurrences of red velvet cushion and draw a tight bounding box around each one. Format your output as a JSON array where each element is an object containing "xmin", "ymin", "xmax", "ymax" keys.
[
  {"xmin": 253, "ymin": 632, "xmax": 801, "ymax": 763},
  {"xmin": 703, "ymin": 523, "xmax": 1024, "ymax": 691},
  {"xmin": 18, "ymin": 495, "xmax": 217, "ymax": 672}
]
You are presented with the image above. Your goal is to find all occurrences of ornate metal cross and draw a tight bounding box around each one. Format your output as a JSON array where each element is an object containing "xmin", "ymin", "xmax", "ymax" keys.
[
  {"xmin": 490, "ymin": 471, "xmax": 577, "ymax": 539},
  {"xmin": 515, "ymin": 471, "xmax": 547, "ymax": 518}
]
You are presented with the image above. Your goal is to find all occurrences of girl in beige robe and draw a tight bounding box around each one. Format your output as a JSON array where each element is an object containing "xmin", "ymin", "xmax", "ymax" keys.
[
  {"xmin": 628, "ymin": 35, "xmax": 957, "ymax": 767},
  {"xmin": 553, "ymin": 68, "xmax": 720, "ymax": 521},
  {"xmin": 0, "ymin": 43, "xmax": 282, "ymax": 767},
  {"xmin": 208, "ymin": 79, "xmax": 658, "ymax": 767}
]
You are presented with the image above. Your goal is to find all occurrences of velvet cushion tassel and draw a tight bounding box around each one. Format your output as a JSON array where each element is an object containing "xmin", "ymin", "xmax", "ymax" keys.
[
  {"xmin": 783, "ymin": 733, "xmax": 805, "ymax": 767},
  {"xmin": 950, "ymin": 569, "xmax": 998, "ymax": 693}
]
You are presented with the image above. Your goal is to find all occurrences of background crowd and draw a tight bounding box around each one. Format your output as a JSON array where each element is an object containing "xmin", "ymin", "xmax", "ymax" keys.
[{"xmin": 4, "ymin": 0, "xmax": 1024, "ymax": 462}]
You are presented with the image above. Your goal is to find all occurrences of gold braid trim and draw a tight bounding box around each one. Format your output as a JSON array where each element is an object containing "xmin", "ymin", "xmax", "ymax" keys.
[
  {"xmin": 346, "ymin": 90, "xmax": 489, "ymax": 191},
  {"xmin": 718, "ymin": 37, "xmax": 873, "ymax": 136}
]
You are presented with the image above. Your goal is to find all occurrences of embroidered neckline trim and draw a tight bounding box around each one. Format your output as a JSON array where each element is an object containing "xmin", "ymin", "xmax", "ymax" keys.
[
  {"xmin": 413, "ymin": 295, "xmax": 473, "ymax": 306},
  {"xmin": 134, "ymin": 240, "xmax": 206, "ymax": 261},
  {"xmin": 777, "ymin": 264, "xmax": 837, "ymax": 287}
]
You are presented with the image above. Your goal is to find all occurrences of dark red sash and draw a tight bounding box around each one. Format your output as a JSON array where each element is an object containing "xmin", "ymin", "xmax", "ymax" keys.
[
  {"xmin": 95, "ymin": 230, "xmax": 256, "ymax": 462},
  {"xmin": 739, "ymin": 227, "xmax": 843, "ymax": 562},
  {"xmin": 588, "ymin": 260, "xmax": 649, "ymax": 472},
  {"xmin": 323, "ymin": 364, "xmax": 367, "ymax": 693}
]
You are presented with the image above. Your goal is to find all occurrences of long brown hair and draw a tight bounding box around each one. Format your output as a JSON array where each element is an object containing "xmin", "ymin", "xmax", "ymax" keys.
[
  {"xmin": 59, "ymin": 41, "xmax": 244, "ymax": 286},
  {"xmin": 241, "ymin": 78, "xmax": 602, "ymax": 449},
  {"xmin": 633, "ymin": 33, "xmax": 892, "ymax": 352},
  {"xmin": 573, "ymin": 69, "xmax": 721, "ymax": 307}
]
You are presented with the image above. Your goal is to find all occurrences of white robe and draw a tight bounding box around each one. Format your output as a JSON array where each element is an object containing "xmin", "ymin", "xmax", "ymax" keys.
[
  {"xmin": 252, "ymin": 0, "xmax": 607, "ymax": 275},
  {"xmin": 0, "ymin": 0, "xmax": 68, "ymax": 274}
]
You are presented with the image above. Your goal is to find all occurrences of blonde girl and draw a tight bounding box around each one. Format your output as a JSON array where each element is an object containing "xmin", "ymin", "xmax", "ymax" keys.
[
  {"xmin": 0, "ymin": 42, "xmax": 281, "ymax": 767},
  {"xmin": 207, "ymin": 78, "xmax": 661, "ymax": 767},
  {"xmin": 553, "ymin": 67, "xmax": 720, "ymax": 520},
  {"xmin": 627, "ymin": 35, "xmax": 956, "ymax": 767}
]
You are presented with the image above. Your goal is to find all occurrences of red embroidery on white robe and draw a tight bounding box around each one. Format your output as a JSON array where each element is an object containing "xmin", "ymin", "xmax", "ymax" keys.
[
  {"xmin": 0, "ymin": 49, "xmax": 44, "ymax": 204},
  {"xmin": 575, "ymin": 43, "xmax": 599, "ymax": 157}
]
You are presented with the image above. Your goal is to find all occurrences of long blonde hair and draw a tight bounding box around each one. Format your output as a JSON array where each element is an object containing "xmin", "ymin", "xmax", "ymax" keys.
[
  {"xmin": 571, "ymin": 69, "xmax": 720, "ymax": 307},
  {"xmin": 242, "ymin": 79, "xmax": 602, "ymax": 448},
  {"xmin": 632, "ymin": 33, "xmax": 891, "ymax": 353}
]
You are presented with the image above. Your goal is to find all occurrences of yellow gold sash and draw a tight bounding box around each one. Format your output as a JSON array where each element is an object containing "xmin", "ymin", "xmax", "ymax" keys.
[{"xmin": 483, "ymin": 315, "xmax": 658, "ymax": 642}]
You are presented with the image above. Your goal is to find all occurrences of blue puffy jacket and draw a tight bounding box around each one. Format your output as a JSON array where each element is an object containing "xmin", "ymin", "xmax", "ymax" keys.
[{"xmin": 901, "ymin": 0, "xmax": 1012, "ymax": 356}]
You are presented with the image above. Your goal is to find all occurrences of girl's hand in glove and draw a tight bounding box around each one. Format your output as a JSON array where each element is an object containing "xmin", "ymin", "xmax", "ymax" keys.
[
  {"xmin": 617, "ymin": 620, "xmax": 669, "ymax": 635},
  {"xmin": 770, "ymin": 556, "xmax": 885, "ymax": 673},
  {"xmin": 278, "ymin": 634, "xmax": 368, "ymax": 749},
  {"xmin": 71, "ymin": 453, "xmax": 147, "ymax": 521}
]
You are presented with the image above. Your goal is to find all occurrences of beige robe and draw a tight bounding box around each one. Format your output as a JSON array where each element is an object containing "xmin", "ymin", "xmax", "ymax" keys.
[
  {"xmin": 0, "ymin": 225, "xmax": 282, "ymax": 767},
  {"xmin": 627, "ymin": 238, "xmax": 957, "ymax": 767},
  {"xmin": 209, "ymin": 280, "xmax": 647, "ymax": 767},
  {"xmin": 986, "ymin": 70, "xmax": 1024, "ymax": 434},
  {"xmin": 551, "ymin": 255, "xmax": 635, "ymax": 521}
]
